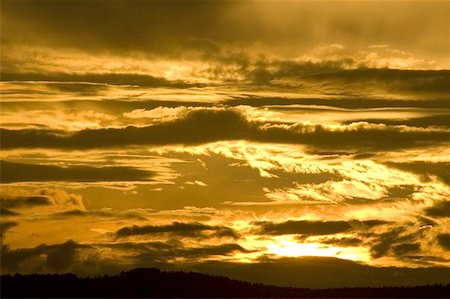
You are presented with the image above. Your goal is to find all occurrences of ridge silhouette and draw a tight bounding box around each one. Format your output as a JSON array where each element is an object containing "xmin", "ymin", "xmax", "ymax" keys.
[{"xmin": 1, "ymin": 267, "xmax": 449, "ymax": 298}]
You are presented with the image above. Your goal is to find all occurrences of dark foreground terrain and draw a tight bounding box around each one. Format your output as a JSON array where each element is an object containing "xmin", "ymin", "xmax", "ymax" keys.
[{"xmin": 1, "ymin": 268, "xmax": 449, "ymax": 298}]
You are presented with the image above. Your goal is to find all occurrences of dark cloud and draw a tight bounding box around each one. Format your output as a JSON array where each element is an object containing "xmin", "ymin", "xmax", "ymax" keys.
[
  {"xmin": 368, "ymin": 227, "xmax": 425, "ymax": 259},
  {"xmin": 1, "ymin": 195, "xmax": 52, "ymax": 208},
  {"xmin": 0, "ymin": 188, "xmax": 84, "ymax": 212},
  {"xmin": 344, "ymin": 114, "xmax": 450, "ymax": 129},
  {"xmin": 2, "ymin": 96, "xmax": 449, "ymax": 120},
  {"xmin": 247, "ymin": 61, "xmax": 450, "ymax": 94},
  {"xmin": 0, "ymin": 239, "xmax": 249, "ymax": 275},
  {"xmin": 321, "ymin": 69, "xmax": 450, "ymax": 95},
  {"xmin": 318, "ymin": 237, "xmax": 363, "ymax": 247},
  {"xmin": 0, "ymin": 221, "xmax": 18, "ymax": 240},
  {"xmin": 2, "ymin": 1, "xmax": 449, "ymax": 97},
  {"xmin": 52, "ymin": 209, "xmax": 146, "ymax": 221},
  {"xmin": 392, "ymin": 243, "xmax": 421, "ymax": 256},
  {"xmin": 437, "ymin": 234, "xmax": 450, "ymax": 250},
  {"xmin": 386, "ymin": 162, "xmax": 450, "ymax": 186},
  {"xmin": 0, "ymin": 208, "xmax": 20, "ymax": 216},
  {"xmin": 129, "ymin": 242, "xmax": 251, "ymax": 266},
  {"xmin": 2, "ymin": 239, "xmax": 449, "ymax": 288},
  {"xmin": 424, "ymin": 201, "xmax": 450, "ymax": 218},
  {"xmin": 255, "ymin": 220, "xmax": 387, "ymax": 236},
  {"xmin": 116, "ymin": 222, "xmax": 239, "ymax": 239},
  {"xmin": 2, "ymin": 0, "xmax": 448, "ymax": 62},
  {"xmin": 0, "ymin": 72, "xmax": 200, "ymax": 89},
  {"xmin": 44, "ymin": 82, "xmax": 109, "ymax": 95},
  {"xmin": 225, "ymin": 96, "xmax": 450, "ymax": 109},
  {"xmin": 4, "ymin": 62, "xmax": 448, "ymax": 96},
  {"xmin": 1, "ymin": 0, "xmax": 227, "ymax": 56},
  {"xmin": 1, "ymin": 240, "xmax": 89, "ymax": 273},
  {"xmin": 0, "ymin": 98, "xmax": 209, "ymax": 117},
  {"xmin": 0, "ymin": 160, "xmax": 154, "ymax": 183},
  {"xmin": 45, "ymin": 240, "xmax": 80, "ymax": 272},
  {"xmin": 2, "ymin": 109, "xmax": 449, "ymax": 151}
]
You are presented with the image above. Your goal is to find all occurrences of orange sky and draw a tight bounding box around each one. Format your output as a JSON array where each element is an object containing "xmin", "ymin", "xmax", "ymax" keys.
[{"xmin": 1, "ymin": 0, "xmax": 449, "ymax": 288}]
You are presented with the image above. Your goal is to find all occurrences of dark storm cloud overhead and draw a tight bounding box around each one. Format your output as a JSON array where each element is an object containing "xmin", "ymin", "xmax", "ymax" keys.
[
  {"xmin": 424, "ymin": 201, "xmax": 450, "ymax": 218},
  {"xmin": 0, "ymin": 72, "xmax": 201, "ymax": 89},
  {"xmin": 115, "ymin": 222, "xmax": 239, "ymax": 239},
  {"xmin": 385, "ymin": 162, "xmax": 450, "ymax": 185},
  {"xmin": 255, "ymin": 220, "xmax": 387, "ymax": 236},
  {"xmin": 2, "ymin": 109, "xmax": 449, "ymax": 151},
  {"xmin": 1, "ymin": 0, "xmax": 227, "ymax": 56},
  {"xmin": 0, "ymin": 160, "xmax": 154, "ymax": 183},
  {"xmin": 2, "ymin": 0, "xmax": 448, "ymax": 61}
]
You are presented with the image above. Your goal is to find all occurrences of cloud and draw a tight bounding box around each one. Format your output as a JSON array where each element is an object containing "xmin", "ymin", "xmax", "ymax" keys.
[
  {"xmin": 129, "ymin": 242, "xmax": 251, "ymax": 265},
  {"xmin": 318, "ymin": 237, "xmax": 363, "ymax": 247},
  {"xmin": 1, "ymin": 240, "xmax": 89, "ymax": 273},
  {"xmin": 368, "ymin": 227, "xmax": 427, "ymax": 259},
  {"xmin": 0, "ymin": 188, "xmax": 85, "ymax": 211},
  {"xmin": 225, "ymin": 96, "xmax": 450, "ymax": 109},
  {"xmin": 3, "ymin": 238, "xmax": 449, "ymax": 288},
  {"xmin": 0, "ymin": 195, "xmax": 52, "ymax": 208},
  {"xmin": 2, "ymin": 0, "xmax": 449, "ymax": 67},
  {"xmin": 3, "ymin": 51, "xmax": 448, "ymax": 94},
  {"xmin": 0, "ymin": 208, "xmax": 20, "ymax": 217},
  {"xmin": 0, "ymin": 239, "xmax": 249, "ymax": 275},
  {"xmin": 51, "ymin": 209, "xmax": 147, "ymax": 221},
  {"xmin": 437, "ymin": 234, "xmax": 450, "ymax": 250},
  {"xmin": 345, "ymin": 114, "xmax": 450, "ymax": 129},
  {"xmin": 392, "ymin": 243, "xmax": 421, "ymax": 256},
  {"xmin": 0, "ymin": 221, "xmax": 18, "ymax": 240},
  {"xmin": 424, "ymin": 201, "xmax": 450, "ymax": 218},
  {"xmin": 0, "ymin": 160, "xmax": 154, "ymax": 183},
  {"xmin": 0, "ymin": 72, "xmax": 200, "ymax": 89},
  {"xmin": 247, "ymin": 61, "xmax": 450, "ymax": 93},
  {"xmin": 255, "ymin": 219, "xmax": 387, "ymax": 236},
  {"xmin": 115, "ymin": 222, "xmax": 239, "ymax": 239},
  {"xmin": 1, "ymin": 0, "xmax": 449, "ymax": 283},
  {"xmin": 2, "ymin": 108, "xmax": 449, "ymax": 151},
  {"xmin": 386, "ymin": 162, "xmax": 450, "ymax": 186},
  {"xmin": 1, "ymin": 1, "xmax": 448, "ymax": 101}
]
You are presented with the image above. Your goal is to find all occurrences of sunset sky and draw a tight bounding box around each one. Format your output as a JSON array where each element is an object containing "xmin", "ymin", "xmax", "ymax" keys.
[{"xmin": 1, "ymin": 0, "xmax": 450, "ymax": 288}]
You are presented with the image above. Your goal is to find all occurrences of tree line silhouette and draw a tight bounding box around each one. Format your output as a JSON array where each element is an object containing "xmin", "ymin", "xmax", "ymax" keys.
[{"xmin": 1, "ymin": 268, "xmax": 449, "ymax": 298}]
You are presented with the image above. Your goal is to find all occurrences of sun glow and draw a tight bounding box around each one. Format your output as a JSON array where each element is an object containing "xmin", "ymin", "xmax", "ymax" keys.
[
  {"xmin": 267, "ymin": 240, "xmax": 339, "ymax": 257},
  {"xmin": 265, "ymin": 239, "xmax": 370, "ymax": 262}
]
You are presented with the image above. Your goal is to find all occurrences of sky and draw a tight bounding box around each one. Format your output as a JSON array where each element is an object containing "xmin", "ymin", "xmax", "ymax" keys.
[{"xmin": 1, "ymin": 0, "xmax": 450, "ymax": 288}]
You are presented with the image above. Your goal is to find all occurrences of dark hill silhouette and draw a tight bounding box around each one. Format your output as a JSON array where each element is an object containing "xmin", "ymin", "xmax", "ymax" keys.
[{"xmin": 1, "ymin": 268, "xmax": 449, "ymax": 298}]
